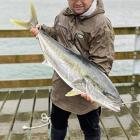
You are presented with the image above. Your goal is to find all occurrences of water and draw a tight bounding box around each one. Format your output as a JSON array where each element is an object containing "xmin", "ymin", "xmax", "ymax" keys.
[
  {"xmin": 0, "ymin": 0, "xmax": 140, "ymax": 80},
  {"xmin": 0, "ymin": 0, "xmax": 140, "ymax": 29}
]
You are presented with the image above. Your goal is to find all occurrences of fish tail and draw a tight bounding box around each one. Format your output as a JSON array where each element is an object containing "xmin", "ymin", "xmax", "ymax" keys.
[{"xmin": 10, "ymin": 0, "xmax": 38, "ymax": 29}]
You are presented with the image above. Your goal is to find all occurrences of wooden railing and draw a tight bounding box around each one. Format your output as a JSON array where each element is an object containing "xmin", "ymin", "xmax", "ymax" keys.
[{"xmin": 0, "ymin": 27, "xmax": 140, "ymax": 91}]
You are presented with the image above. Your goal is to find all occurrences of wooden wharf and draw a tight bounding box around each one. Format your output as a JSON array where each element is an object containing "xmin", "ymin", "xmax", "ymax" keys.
[{"xmin": 0, "ymin": 27, "xmax": 140, "ymax": 140}]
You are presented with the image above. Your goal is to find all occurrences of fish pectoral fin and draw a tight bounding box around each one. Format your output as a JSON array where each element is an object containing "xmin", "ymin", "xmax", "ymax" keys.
[
  {"xmin": 72, "ymin": 79, "xmax": 84, "ymax": 85},
  {"xmin": 72, "ymin": 78, "xmax": 85, "ymax": 89},
  {"xmin": 65, "ymin": 89, "xmax": 80, "ymax": 97}
]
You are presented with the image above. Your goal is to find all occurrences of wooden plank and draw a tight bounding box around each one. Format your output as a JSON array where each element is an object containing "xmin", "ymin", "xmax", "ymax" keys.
[
  {"xmin": 0, "ymin": 91, "xmax": 9, "ymax": 101},
  {"xmin": 27, "ymin": 92, "xmax": 37, "ymax": 139},
  {"xmin": 0, "ymin": 54, "xmax": 43, "ymax": 64},
  {"xmin": 101, "ymin": 108, "xmax": 128, "ymax": 140},
  {"xmin": 115, "ymin": 97, "xmax": 140, "ymax": 140},
  {"xmin": 68, "ymin": 117, "xmax": 84, "ymax": 140},
  {"xmin": 0, "ymin": 79, "xmax": 52, "ymax": 88},
  {"xmin": 0, "ymin": 51, "xmax": 140, "ymax": 64},
  {"xmin": 29, "ymin": 90, "xmax": 50, "ymax": 140},
  {"xmin": 0, "ymin": 76, "xmax": 138, "ymax": 89},
  {"xmin": 2, "ymin": 86, "xmax": 139, "ymax": 101},
  {"xmin": 116, "ymin": 85, "xmax": 140, "ymax": 94},
  {"xmin": 8, "ymin": 91, "xmax": 35, "ymax": 140},
  {"xmin": 0, "ymin": 90, "xmax": 140, "ymax": 139},
  {"xmin": 114, "ymin": 27, "xmax": 140, "ymax": 35},
  {"xmin": 100, "ymin": 118, "xmax": 110, "ymax": 140},
  {"xmin": 115, "ymin": 51, "xmax": 140, "ymax": 60},
  {"xmin": 35, "ymin": 89, "xmax": 50, "ymax": 98},
  {"xmin": 0, "ymin": 75, "xmax": 140, "ymax": 89},
  {"xmin": 100, "ymin": 119, "xmax": 110, "ymax": 140},
  {"xmin": 0, "ymin": 91, "xmax": 9, "ymax": 112},
  {"xmin": 0, "ymin": 27, "xmax": 140, "ymax": 38},
  {"xmin": 113, "ymin": 113, "xmax": 130, "ymax": 140},
  {"xmin": 66, "ymin": 115, "xmax": 108, "ymax": 140},
  {"xmin": 1, "ymin": 89, "xmax": 49, "ymax": 99},
  {"xmin": 110, "ymin": 75, "xmax": 132, "ymax": 83},
  {"xmin": 0, "ymin": 91, "xmax": 10, "ymax": 140},
  {"xmin": 0, "ymin": 91, "xmax": 22, "ymax": 139},
  {"xmin": 6, "ymin": 93, "xmax": 23, "ymax": 139},
  {"xmin": 0, "ymin": 30, "xmax": 32, "ymax": 38},
  {"xmin": 121, "ymin": 93, "xmax": 140, "ymax": 126}
]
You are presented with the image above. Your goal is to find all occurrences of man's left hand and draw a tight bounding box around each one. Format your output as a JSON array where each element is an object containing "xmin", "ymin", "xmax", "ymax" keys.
[{"xmin": 80, "ymin": 93, "xmax": 97, "ymax": 106}]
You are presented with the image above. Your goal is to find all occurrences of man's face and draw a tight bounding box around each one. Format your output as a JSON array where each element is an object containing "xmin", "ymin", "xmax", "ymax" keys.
[{"xmin": 68, "ymin": 0, "xmax": 93, "ymax": 15}]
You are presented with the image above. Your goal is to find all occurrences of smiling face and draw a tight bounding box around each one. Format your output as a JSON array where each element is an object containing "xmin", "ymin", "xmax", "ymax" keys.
[{"xmin": 68, "ymin": 0, "xmax": 93, "ymax": 15}]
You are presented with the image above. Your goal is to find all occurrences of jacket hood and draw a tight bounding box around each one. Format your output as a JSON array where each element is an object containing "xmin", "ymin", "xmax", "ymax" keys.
[{"xmin": 63, "ymin": 0, "xmax": 105, "ymax": 19}]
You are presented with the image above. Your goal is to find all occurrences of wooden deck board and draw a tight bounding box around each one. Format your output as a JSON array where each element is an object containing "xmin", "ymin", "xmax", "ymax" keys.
[
  {"xmin": 101, "ymin": 108, "xmax": 128, "ymax": 140},
  {"xmin": 0, "ymin": 91, "xmax": 22, "ymax": 139},
  {"xmin": 115, "ymin": 104, "xmax": 140, "ymax": 140},
  {"xmin": 0, "ymin": 91, "xmax": 9, "ymax": 112},
  {"xmin": 8, "ymin": 91, "xmax": 35, "ymax": 140},
  {"xmin": 0, "ymin": 90, "xmax": 140, "ymax": 140},
  {"xmin": 30, "ymin": 91, "xmax": 49, "ymax": 140},
  {"xmin": 125, "ymin": 93, "xmax": 140, "ymax": 125}
]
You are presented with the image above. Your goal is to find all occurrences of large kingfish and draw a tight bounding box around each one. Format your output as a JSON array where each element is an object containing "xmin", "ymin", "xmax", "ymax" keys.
[{"xmin": 10, "ymin": 2, "xmax": 122, "ymax": 112}]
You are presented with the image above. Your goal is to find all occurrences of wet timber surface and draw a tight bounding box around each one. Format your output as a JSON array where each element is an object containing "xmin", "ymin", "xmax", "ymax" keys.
[{"xmin": 0, "ymin": 89, "xmax": 140, "ymax": 140}]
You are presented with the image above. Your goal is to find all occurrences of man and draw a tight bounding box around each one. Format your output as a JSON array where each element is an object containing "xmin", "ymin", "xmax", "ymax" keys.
[{"xmin": 31, "ymin": 0, "xmax": 114, "ymax": 140}]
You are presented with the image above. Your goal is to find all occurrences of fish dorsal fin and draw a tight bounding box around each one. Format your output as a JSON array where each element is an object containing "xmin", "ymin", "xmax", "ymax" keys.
[
  {"xmin": 67, "ymin": 77, "xmax": 91, "ymax": 97},
  {"xmin": 70, "ymin": 78, "xmax": 86, "ymax": 93},
  {"xmin": 71, "ymin": 77, "xmax": 91, "ymax": 93}
]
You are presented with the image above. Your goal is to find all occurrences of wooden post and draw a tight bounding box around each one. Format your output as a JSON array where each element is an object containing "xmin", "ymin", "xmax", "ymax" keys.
[{"xmin": 131, "ymin": 27, "xmax": 140, "ymax": 94}]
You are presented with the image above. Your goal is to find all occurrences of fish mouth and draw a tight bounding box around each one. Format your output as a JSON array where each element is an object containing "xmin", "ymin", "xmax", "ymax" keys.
[
  {"xmin": 99, "ymin": 100, "xmax": 121, "ymax": 112},
  {"xmin": 107, "ymin": 98, "xmax": 122, "ymax": 111},
  {"xmin": 93, "ymin": 93, "xmax": 122, "ymax": 112}
]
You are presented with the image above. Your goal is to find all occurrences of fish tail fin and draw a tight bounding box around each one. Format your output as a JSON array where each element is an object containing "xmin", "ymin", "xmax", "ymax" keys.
[
  {"xmin": 29, "ymin": 0, "xmax": 38, "ymax": 26},
  {"xmin": 10, "ymin": 19, "xmax": 32, "ymax": 29},
  {"xmin": 10, "ymin": 0, "xmax": 38, "ymax": 29}
]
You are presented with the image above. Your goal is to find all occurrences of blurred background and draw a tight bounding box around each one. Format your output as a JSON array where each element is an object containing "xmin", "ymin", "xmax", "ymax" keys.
[{"xmin": 0, "ymin": 0, "xmax": 139, "ymax": 80}]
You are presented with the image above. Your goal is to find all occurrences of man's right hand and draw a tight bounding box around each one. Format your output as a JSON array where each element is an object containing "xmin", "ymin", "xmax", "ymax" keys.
[{"xmin": 30, "ymin": 24, "xmax": 42, "ymax": 36}]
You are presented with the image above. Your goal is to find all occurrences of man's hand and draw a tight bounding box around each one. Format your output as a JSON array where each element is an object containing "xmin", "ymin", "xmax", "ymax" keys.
[
  {"xmin": 30, "ymin": 24, "xmax": 42, "ymax": 36},
  {"xmin": 80, "ymin": 93, "xmax": 97, "ymax": 106}
]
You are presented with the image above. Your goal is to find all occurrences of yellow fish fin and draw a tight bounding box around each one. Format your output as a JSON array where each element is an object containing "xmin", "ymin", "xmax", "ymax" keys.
[{"xmin": 65, "ymin": 89, "xmax": 80, "ymax": 97}]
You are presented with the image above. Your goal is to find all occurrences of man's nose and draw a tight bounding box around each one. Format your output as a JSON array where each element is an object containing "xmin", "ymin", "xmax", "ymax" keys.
[{"xmin": 75, "ymin": 0, "xmax": 83, "ymax": 4}]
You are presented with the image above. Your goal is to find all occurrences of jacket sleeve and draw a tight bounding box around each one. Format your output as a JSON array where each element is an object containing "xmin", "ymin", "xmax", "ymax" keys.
[
  {"xmin": 88, "ymin": 21, "xmax": 115, "ymax": 75},
  {"xmin": 41, "ymin": 24, "xmax": 56, "ymax": 38},
  {"xmin": 40, "ymin": 16, "xmax": 59, "ymax": 39}
]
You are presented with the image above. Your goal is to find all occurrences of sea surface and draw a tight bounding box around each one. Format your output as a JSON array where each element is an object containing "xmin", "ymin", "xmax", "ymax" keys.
[{"xmin": 0, "ymin": 0, "xmax": 140, "ymax": 80}]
